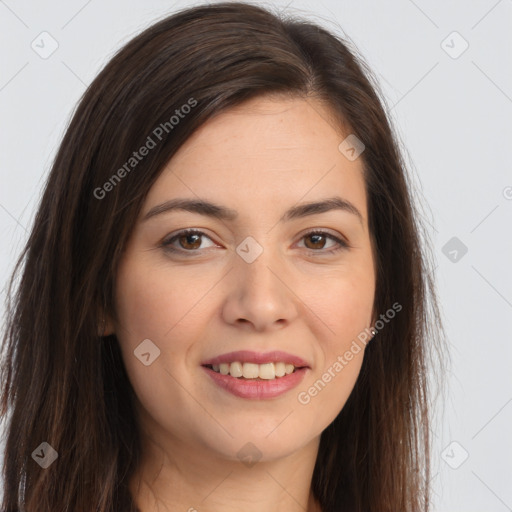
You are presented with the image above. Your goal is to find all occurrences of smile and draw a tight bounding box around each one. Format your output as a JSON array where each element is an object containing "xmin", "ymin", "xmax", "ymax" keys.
[{"xmin": 201, "ymin": 349, "xmax": 310, "ymax": 399}]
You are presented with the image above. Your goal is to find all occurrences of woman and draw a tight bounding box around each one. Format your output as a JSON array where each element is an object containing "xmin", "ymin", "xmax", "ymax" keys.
[{"xmin": 0, "ymin": 2, "xmax": 445, "ymax": 511}]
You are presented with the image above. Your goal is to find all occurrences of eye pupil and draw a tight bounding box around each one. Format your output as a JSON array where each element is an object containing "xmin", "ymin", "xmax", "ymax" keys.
[
  {"xmin": 180, "ymin": 233, "xmax": 201, "ymax": 250},
  {"xmin": 305, "ymin": 233, "xmax": 326, "ymax": 250}
]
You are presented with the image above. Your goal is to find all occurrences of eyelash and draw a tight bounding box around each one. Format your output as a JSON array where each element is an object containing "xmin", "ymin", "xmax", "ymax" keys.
[{"xmin": 161, "ymin": 228, "xmax": 349, "ymax": 256}]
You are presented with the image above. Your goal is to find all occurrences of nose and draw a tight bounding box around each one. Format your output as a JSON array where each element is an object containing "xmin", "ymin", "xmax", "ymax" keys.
[{"xmin": 221, "ymin": 247, "xmax": 299, "ymax": 332}]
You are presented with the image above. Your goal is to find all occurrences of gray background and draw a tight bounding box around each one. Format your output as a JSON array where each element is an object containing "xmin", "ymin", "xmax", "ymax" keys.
[{"xmin": 1, "ymin": 1, "xmax": 511, "ymax": 510}]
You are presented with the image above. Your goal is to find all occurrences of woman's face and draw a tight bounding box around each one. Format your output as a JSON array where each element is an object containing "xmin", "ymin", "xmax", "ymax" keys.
[{"xmin": 110, "ymin": 95, "xmax": 376, "ymax": 464}]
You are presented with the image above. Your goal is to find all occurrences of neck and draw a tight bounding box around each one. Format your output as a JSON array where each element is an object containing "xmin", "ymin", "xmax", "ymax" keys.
[{"xmin": 129, "ymin": 419, "xmax": 322, "ymax": 512}]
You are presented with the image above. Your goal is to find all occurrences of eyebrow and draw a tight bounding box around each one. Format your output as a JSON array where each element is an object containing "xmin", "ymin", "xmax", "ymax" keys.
[{"xmin": 142, "ymin": 196, "xmax": 363, "ymax": 225}]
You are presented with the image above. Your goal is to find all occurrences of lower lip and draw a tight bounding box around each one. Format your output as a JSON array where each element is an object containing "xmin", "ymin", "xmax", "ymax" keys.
[{"xmin": 202, "ymin": 366, "xmax": 308, "ymax": 399}]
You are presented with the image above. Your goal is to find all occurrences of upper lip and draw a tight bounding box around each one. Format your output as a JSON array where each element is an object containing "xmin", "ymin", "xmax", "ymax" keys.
[{"xmin": 201, "ymin": 350, "xmax": 310, "ymax": 368}]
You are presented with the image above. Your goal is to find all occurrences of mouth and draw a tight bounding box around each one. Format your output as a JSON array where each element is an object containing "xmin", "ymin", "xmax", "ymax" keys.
[{"xmin": 200, "ymin": 350, "xmax": 310, "ymax": 399}]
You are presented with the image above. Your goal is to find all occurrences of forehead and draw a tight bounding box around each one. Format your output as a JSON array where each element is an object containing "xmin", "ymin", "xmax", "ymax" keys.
[{"xmin": 144, "ymin": 95, "xmax": 368, "ymax": 223}]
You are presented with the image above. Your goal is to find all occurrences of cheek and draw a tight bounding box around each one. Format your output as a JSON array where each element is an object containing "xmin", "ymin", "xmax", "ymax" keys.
[
  {"xmin": 112, "ymin": 255, "xmax": 216, "ymax": 400},
  {"xmin": 302, "ymin": 263, "xmax": 375, "ymax": 343},
  {"xmin": 294, "ymin": 265, "xmax": 373, "ymax": 420},
  {"xmin": 304, "ymin": 352, "xmax": 364, "ymax": 430},
  {"xmin": 296, "ymin": 294, "xmax": 368, "ymax": 428},
  {"xmin": 114, "ymin": 255, "xmax": 212, "ymax": 341},
  {"xmin": 112, "ymin": 258, "xmax": 211, "ymax": 434}
]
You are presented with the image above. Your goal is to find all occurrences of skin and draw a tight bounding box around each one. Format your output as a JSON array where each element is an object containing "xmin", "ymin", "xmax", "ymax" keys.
[{"xmin": 105, "ymin": 94, "xmax": 377, "ymax": 511}]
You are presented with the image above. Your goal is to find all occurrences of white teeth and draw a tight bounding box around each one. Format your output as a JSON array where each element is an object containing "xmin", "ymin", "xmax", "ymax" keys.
[
  {"xmin": 229, "ymin": 361, "xmax": 243, "ymax": 378},
  {"xmin": 242, "ymin": 362, "xmax": 260, "ymax": 379},
  {"xmin": 274, "ymin": 362, "xmax": 286, "ymax": 377},
  {"xmin": 258, "ymin": 363, "xmax": 275, "ymax": 380},
  {"xmin": 209, "ymin": 361, "xmax": 300, "ymax": 379}
]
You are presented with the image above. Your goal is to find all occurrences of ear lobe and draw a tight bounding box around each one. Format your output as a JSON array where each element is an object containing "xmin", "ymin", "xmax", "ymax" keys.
[
  {"xmin": 369, "ymin": 311, "xmax": 378, "ymax": 339},
  {"xmin": 98, "ymin": 314, "xmax": 115, "ymax": 337}
]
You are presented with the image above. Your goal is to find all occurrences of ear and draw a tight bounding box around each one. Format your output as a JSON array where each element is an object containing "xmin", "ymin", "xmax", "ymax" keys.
[
  {"xmin": 368, "ymin": 309, "xmax": 378, "ymax": 338},
  {"xmin": 98, "ymin": 313, "xmax": 115, "ymax": 337}
]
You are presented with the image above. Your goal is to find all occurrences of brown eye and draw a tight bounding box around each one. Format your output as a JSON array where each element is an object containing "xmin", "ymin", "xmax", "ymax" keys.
[
  {"xmin": 162, "ymin": 229, "xmax": 216, "ymax": 254},
  {"xmin": 299, "ymin": 230, "xmax": 349, "ymax": 254},
  {"xmin": 177, "ymin": 232, "xmax": 202, "ymax": 250},
  {"xmin": 303, "ymin": 233, "xmax": 328, "ymax": 250}
]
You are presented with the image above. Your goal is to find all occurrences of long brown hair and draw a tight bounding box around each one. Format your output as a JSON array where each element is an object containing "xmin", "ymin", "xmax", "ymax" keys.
[{"xmin": 0, "ymin": 3, "xmax": 445, "ymax": 510}]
